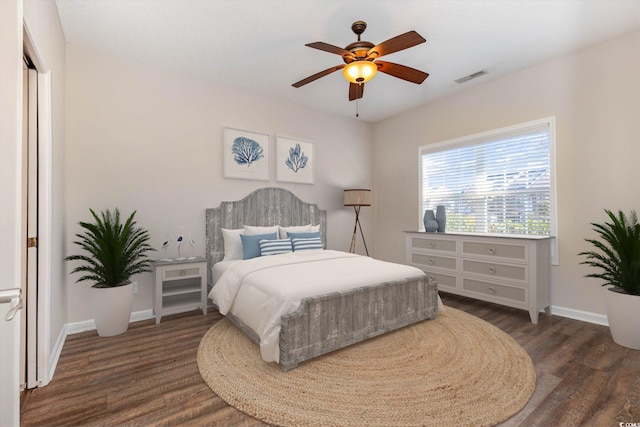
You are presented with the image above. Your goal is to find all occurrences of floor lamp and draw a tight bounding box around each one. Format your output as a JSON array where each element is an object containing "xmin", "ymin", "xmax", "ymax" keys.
[{"xmin": 344, "ymin": 189, "xmax": 371, "ymax": 256}]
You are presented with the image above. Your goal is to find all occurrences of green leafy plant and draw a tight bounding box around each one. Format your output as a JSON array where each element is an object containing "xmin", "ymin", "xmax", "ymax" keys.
[
  {"xmin": 66, "ymin": 208, "xmax": 155, "ymax": 288},
  {"xmin": 579, "ymin": 209, "xmax": 640, "ymax": 296}
]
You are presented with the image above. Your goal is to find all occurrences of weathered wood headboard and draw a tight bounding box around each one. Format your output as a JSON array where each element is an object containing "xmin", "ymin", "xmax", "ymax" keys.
[{"xmin": 205, "ymin": 187, "xmax": 327, "ymax": 287}]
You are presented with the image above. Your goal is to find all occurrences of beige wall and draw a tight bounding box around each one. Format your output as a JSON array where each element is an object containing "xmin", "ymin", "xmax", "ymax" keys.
[
  {"xmin": 64, "ymin": 45, "xmax": 373, "ymax": 323},
  {"xmin": 23, "ymin": 0, "xmax": 67, "ymax": 382},
  {"xmin": 372, "ymin": 29, "xmax": 640, "ymax": 316}
]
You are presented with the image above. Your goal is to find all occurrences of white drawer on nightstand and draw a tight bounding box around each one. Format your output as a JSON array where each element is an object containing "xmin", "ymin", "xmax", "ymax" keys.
[{"xmin": 163, "ymin": 266, "xmax": 202, "ymax": 280}]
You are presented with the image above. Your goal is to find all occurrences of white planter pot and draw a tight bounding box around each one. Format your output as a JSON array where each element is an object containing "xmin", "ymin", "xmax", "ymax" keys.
[
  {"xmin": 91, "ymin": 282, "xmax": 134, "ymax": 337},
  {"xmin": 605, "ymin": 287, "xmax": 640, "ymax": 350}
]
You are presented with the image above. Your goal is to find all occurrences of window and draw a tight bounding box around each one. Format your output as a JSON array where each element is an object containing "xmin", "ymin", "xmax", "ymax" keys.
[{"xmin": 419, "ymin": 117, "xmax": 557, "ymax": 262}]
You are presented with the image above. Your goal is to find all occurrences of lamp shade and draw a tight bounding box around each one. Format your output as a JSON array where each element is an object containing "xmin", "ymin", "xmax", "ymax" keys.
[
  {"xmin": 344, "ymin": 189, "xmax": 371, "ymax": 206},
  {"xmin": 343, "ymin": 61, "xmax": 378, "ymax": 84}
]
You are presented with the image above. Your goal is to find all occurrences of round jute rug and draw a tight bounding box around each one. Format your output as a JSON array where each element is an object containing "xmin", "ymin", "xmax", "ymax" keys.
[{"xmin": 197, "ymin": 307, "xmax": 535, "ymax": 427}]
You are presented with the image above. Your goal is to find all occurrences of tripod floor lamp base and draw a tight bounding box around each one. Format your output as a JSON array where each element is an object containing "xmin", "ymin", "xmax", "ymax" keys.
[{"xmin": 344, "ymin": 189, "xmax": 371, "ymax": 256}]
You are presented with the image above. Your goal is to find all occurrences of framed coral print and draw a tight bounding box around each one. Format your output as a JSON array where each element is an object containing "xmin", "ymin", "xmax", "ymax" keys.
[
  {"xmin": 276, "ymin": 136, "xmax": 314, "ymax": 184},
  {"xmin": 223, "ymin": 127, "xmax": 270, "ymax": 181}
]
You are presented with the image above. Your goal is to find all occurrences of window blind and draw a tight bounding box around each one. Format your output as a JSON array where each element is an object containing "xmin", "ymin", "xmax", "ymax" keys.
[{"xmin": 420, "ymin": 120, "xmax": 553, "ymax": 236}]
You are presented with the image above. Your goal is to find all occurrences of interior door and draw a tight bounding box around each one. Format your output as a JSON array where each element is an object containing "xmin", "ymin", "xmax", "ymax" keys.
[
  {"xmin": 1, "ymin": 2, "xmax": 25, "ymax": 425},
  {"xmin": 0, "ymin": 55, "xmax": 27, "ymax": 427}
]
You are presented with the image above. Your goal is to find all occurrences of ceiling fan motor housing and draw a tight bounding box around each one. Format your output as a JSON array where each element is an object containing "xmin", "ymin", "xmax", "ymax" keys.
[{"xmin": 345, "ymin": 21, "xmax": 376, "ymax": 61}]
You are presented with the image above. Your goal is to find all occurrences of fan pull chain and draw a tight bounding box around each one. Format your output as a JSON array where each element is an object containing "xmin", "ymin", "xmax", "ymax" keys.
[{"xmin": 356, "ymin": 100, "xmax": 359, "ymax": 118}]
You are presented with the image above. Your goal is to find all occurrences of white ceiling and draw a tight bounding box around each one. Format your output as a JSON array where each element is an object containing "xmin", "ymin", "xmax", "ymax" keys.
[{"xmin": 54, "ymin": 0, "xmax": 640, "ymax": 123}]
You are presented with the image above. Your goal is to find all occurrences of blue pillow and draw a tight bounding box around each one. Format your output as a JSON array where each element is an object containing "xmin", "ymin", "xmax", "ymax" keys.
[
  {"xmin": 259, "ymin": 238, "xmax": 293, "ymax": 256},
  {"xmin": 292, "ymin": 237, "xmax": 323, "ymax": 251},
  {"xmin": 287, "ymin": 231, "xmax": 321, "ymax": 239},
  {"xmin": 240, "ymin": 232, "xmax": 278, "ymax": 259}
]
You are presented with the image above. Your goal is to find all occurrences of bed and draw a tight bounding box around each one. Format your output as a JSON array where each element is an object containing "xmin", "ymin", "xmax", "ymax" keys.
[{"xmin": 206, "ymin": 187, "xmax": 438, "ymax": 371}]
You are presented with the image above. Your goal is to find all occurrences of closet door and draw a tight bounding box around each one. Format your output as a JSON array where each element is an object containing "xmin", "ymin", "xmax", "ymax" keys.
[{"xmin": 21, "ymin": 60, "xmax": 39, "ymax": 390}]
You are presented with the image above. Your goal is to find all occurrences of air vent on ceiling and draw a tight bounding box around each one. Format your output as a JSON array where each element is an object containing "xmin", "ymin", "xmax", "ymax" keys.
[{"xmin": 454, "ymin": 69, "xmax": 488, "ymax": 84}]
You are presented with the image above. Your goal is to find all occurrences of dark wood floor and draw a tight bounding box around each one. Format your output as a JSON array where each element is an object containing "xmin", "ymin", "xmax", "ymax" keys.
[{"xmin": 20, "ymin": 293, "xmax": 640, "ymax": 426}]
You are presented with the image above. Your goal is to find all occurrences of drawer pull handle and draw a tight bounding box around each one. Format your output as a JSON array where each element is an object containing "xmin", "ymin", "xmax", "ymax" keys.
[
  {"xmin": 429, "ymin": 242, "xmax": 435, "ymax": 248},
  {"xmin": 488, "ymin": 267, "xmax": 496, "ymax": 274},
  {"xmin": 488, "ymin": 247, "xmax": 496, "ymax": 255},
  {"xmin": 429, "ymin": 258, "xmax": 435, "ymax": 265},
  {"xmin": 488, "ymin": 286, "xmax": 496, "ymax": 294}
]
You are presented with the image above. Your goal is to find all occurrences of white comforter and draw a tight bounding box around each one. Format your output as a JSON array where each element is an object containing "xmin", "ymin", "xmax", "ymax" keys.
[{"xmin": 209, "ymin": 250, "xmax": 427, "ymax": 363}]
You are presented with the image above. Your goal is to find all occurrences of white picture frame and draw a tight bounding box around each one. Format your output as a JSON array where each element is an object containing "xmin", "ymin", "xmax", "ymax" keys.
[
  {"xmin": 223, "ymin": 127, "xmax": 270, "ymax": 181},
  {"xmin": 276, "ymin": 136, "xmax": 314, "ymax": 185}
]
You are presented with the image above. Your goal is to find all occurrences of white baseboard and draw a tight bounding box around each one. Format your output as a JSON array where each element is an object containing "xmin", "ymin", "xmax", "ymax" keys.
[
  {"xmin": 130, "ymin": 309, "xmax": 155, "ymax": 324},
  {"xmin": 46, "ymin": 324, "xmax": 68, "ymax": 385},
  {"xmin": 65, "ymin": 309, "xmax": 155, "ymax": 335},
  {"xmin": 550, "ymin": 305, "xmax": 609, "ymax": 326}
]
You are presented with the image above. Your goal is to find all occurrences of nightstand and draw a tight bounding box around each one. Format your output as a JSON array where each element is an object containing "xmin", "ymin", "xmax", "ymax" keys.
[{"xmin": 152, "ymin": 257, "xmax": 207, "ymax": 324}]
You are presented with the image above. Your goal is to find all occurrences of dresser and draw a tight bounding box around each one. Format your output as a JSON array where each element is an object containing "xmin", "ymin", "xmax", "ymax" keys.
[
  {"xmin": 152, "ymin": 257, "xmax": 207, "ymax": 324},
  {"xmin": 405, "ymin": 232, "xmax": 551, "ymax": 323}
]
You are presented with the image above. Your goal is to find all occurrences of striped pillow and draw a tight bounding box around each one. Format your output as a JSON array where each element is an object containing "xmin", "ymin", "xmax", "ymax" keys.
[
  {"xmin": 259, "ymin": 238, "xmax": 293, "ymax": 256},
  {"xmin": 292, "ymin": 237, "xmax": 323, "ymax": 251}
]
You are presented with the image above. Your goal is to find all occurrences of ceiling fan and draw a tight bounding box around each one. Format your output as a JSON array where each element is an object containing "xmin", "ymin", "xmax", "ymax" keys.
[{"xmin": 292, "ymin": 21, "xmax": 429, "ymax": 102}]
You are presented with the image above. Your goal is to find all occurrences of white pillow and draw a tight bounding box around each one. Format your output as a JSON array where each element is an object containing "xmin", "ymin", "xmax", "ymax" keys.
[
  {"xmin": 310, "ymin": 224, "xmax": 321, "ymax": 233},
  {"xmin": 221, "ymin": 228, "xmax": 244, "ymax": 260},
  {"xmin": 278, "ymin": 224, "xmax": 312, "ymax": 239},
  {"xmin": 243, "ymin": 225, "xmax": 279, "ymax": 235}
]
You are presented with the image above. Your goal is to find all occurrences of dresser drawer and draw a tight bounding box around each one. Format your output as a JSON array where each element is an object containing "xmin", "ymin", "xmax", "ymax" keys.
[
  {"xmin": 462, "ymin": 277, "xmax": 528, "ymax": 304},
  {"xmin": 410, "ymin": 236, "xmax": 457, "ymax": 253},
  {"xmin": 461, "ymin": 259, "xmax": 527, "ymax": 284},
  {"xmin": 411, "ymin": 253, "xmax": 457, "ymax": 272},
  {"xmin": 423, "ymin": 271, "xmax": 458, "ymax": 291},
  {"xmin": 462, "ymin": 240, "xmax": 527, "ymax": 261},
  {"xmin": 163, "ymin": 266, "xmax": 201, "ymax": 280}
]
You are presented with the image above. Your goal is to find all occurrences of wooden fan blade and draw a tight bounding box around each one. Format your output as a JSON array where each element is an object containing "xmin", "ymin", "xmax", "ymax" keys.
[
  {"xmin": 348, "ymin": 82, "xmax": 364, "ymax": 101},
  {"xmin": 375, "ymin": 61, "xmax": 429, "ymax": 84},
  {"xmin": 306, "ymin": 42, "xmax": 355, "ymax": 60},
  {"xmin": 292, "ymin": 65, "xmax": 346, "ymax": 88},
  {"xmin": 367, "ymin": 31, "xmax": 426, "ymax": 59}
]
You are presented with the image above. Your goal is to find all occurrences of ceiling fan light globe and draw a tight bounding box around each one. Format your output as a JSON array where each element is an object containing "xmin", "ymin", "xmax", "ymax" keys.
[{"xmin": 343, "ymin": 61, "xmax": 377, "ymax": 84}]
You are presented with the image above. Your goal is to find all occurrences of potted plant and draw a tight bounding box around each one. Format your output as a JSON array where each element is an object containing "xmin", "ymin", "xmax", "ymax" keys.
[
  {"xmin": 66, "ymin": 208, "xmax": 155, "ymax": 337},
  {"xmin": 579, "ymin": 209, "xmax": 640, "ymax": 349}
]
